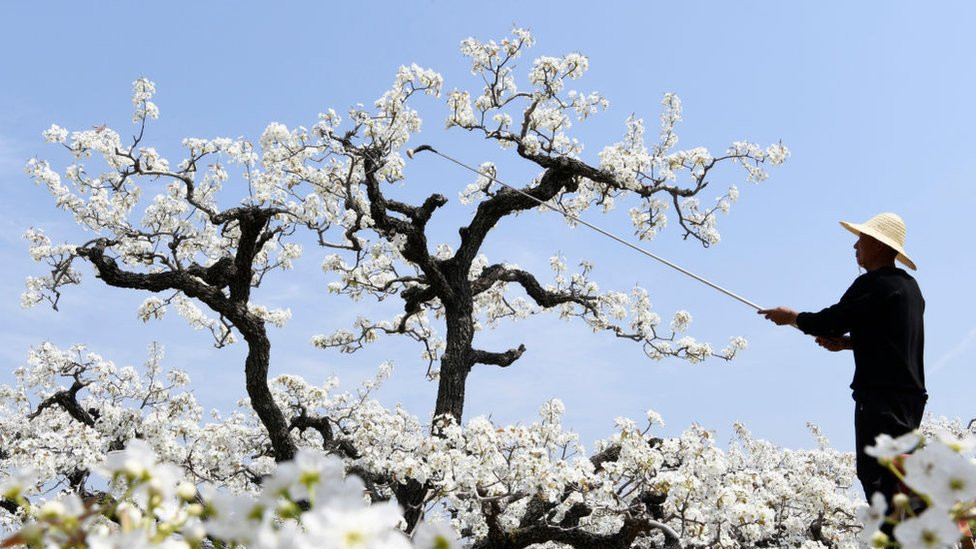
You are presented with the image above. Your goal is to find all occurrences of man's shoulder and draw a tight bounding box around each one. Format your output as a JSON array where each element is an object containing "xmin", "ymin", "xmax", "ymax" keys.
[
  {"xmin": 870, "ymin": 267, "xmax": 924, "ymax": 299},
  {"xmin": 882, "ymin": 266, "xmax": 920, "ymax": 286},
  {"xmin": 861, "ymin": 266, "xmax": 917, "ymax": 283},
  {"xmin": 846, "ymin": 267, "xmax": 920, "ymax": 297}
]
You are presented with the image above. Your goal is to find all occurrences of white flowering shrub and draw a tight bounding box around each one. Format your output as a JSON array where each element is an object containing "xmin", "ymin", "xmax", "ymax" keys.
[
  {"xmin": 0, "ymin": 341, "xmax": 892, "ymax": 548},
  {"xmin": 445, "ymin": 31, "xmax": 788, "ymax": 247}
]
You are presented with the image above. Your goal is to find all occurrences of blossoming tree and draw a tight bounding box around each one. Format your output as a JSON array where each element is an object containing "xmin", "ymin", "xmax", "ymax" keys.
[
  {"xmin": 22, "ymin": 75, "xmax": 333, "ymax": 463},
  {"xmin": 6, "ymin": 28, "xmax": 922, "ymax": 549},
  {"xmin": 309, "ymin": 29, "xmax": 788, "ymax": 425}
]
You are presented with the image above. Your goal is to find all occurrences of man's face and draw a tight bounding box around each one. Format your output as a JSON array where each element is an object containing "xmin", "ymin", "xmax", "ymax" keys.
[{"xmin": 853, "ymin": 233, "xmax": 884, "ymax": 268}]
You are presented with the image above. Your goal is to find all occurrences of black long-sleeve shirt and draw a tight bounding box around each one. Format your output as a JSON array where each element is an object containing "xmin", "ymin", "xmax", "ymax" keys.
[{"xmin": 795, "ymin": 266, "xmax": 926, "ymax": 401}]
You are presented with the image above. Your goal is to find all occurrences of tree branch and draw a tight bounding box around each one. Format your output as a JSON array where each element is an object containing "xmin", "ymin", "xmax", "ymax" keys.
[
  {"xmin": 228, "ymin": 207, "xmax": 276, "ymax": 303},
  {"xmin": 380, "ymin": 193, "xmax": 449, "ymax": 228},
  {"xmin": 77, "ymin": 235, "xmax": 298, "ymax": 462},
  {"xmin": 457, "ymin": 166, "xmax": 578, "ymax": 269},
  {"xmin": 76, "ymin": 240, "xmax": 226, "ymax": 306},
  {"xmin": 475, "ymin": 264, "xmax": 598, "ymax": 314},
  {"xmin": 359, "ymin": 150, "xmax": 454, "ymax": 303},
  {"xmin": 185, "ymin": 257, "xmax": 237, "ymax": 289},
  {"xmin": 470, "ymin": 344, "xmax": 526, "ymax": 368},
  {"xmin": 27, "ymin": 379, "xmax": 94, "ymax": 427},
  {"xmin": 472, "ymin": 515, "xmax": 678, "ymax": 549},
  {"xmin": 289, "ymin": 413, "xmax": 334, "ymax": 450},
  {"xmin": 400, "ymin": 284, "xmax": 437, "ymax": 319}
]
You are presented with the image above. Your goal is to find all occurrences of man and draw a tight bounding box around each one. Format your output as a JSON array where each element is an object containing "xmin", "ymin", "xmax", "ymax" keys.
[{"xmin": 758, "ymin": 212, "xmax": 926, "ymax": 510}]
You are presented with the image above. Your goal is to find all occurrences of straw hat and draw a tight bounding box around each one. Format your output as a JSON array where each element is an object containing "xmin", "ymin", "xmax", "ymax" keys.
[{"xmin": 839, "ymin": 212, "xmax": 916, "ymax": 270}]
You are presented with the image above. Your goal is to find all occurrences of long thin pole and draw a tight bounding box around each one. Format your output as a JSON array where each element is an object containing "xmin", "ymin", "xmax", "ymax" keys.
[{"xmin": 408, "ymin": 145, "xmax": 766, "ymax": 311}]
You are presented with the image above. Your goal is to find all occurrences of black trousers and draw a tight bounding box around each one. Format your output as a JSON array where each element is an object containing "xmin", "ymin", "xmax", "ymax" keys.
[{"xmin": 854, "ymin": 394, "xmax": 926, "ymax": 506}]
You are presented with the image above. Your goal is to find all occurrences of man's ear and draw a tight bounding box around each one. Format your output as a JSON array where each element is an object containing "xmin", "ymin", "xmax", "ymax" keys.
[{"xmin": 878, "ymin": 240, "xmax": 898, "ymax": 260}]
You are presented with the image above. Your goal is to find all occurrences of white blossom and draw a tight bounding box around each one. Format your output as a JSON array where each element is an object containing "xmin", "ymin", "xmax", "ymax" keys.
[
  {"xmin": 131, "ymin": 77, "xmax": 159, "ymax": 122},
  {"xmin": 892, "ymin": 505, "xmax": 961, "ymax": 549},
  {"xmin": 902, "ymin": 441, "xmax": 976, "ymax": 507},
  {"xmin": 413, "ymin": 521, "xmax": 461, "ymax": 549},
  {"xmin": 855, "ymin": 492, "xmax": 888, "ymax": 545},
  {"xmin": 865, "ymin": 431, "xmax": 922, "ymax": 461},
  {"xmin": 42, "ymin": 124, "xmax": 68, "ymax": 144},
  {"xmin": 670, "ymin": 310, "xmax": 692, "ymax": 332},
  {"xmin": 0, "ymin": 467, "xmax": 38, "ymax": 500}
]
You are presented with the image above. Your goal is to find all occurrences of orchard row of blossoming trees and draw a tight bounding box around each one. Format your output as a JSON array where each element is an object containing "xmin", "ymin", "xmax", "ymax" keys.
[{"xmin": 2, "ymin": 29, "xmax": 974, "ymax": 549}]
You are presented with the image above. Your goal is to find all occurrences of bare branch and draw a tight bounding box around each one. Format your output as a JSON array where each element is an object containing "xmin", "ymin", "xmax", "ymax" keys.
[
  {"xmin": 470, "ymin": 344, "xmax": 526, "ymax": 368},
  {"xmin": 28, "ymin": 379, "xmax": 95, "ymax": 427}
]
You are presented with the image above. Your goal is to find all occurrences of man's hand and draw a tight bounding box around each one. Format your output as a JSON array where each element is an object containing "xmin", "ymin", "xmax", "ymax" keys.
[
  {"xmin": 815, "ymin": 335, "xmax": 852, "ymax": 352},
  {"xmin": 757, "ymin": 306, "xmax": 799, "ymax": 326}
]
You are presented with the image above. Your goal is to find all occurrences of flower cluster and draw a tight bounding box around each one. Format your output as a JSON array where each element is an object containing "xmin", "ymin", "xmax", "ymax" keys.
[
  {"xmin": 132, "ymin": 77, "xmax": 160, "ymax": 122},
  {"xmin": 446, "ymin": 29, "xmax": 788, "ymax": 253},
  {"xmin": 543, "ymin": 260, "xmax": 743, "ymax": 363},
  {"xmin": 451, "ymin": 27, "xmax": 603, "ymax": 160},
  {"xmin": 2, "ymin": 439, "xmax": 459, "ymax": 549},
  {"xmin": 857, "ymin": 430, "xmax": 976, "ymax": 548}
]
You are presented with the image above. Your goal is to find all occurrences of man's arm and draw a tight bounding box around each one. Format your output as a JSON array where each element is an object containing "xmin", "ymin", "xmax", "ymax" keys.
[
  {"xmin": 758, "ymin": 307, "xmax": 852, "ymax": 352},
  {"xmin": 760, "ymin": 277, "xmax": 874, "ymax": 337},
  {"xmin": 815, "ymin": 335, "xmax": 852, "ymax": 352}
]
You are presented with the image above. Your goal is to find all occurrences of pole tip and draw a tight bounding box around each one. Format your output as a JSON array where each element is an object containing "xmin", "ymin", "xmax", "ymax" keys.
[{"xmin": 406, "ymin": 144, "xmax": 434, "ymax": 160}]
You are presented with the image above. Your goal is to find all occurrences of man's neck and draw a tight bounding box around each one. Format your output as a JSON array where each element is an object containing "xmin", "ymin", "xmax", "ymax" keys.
[{"xmin": 865, "ymin": 260, "xmax": 896, "ymax": 272}]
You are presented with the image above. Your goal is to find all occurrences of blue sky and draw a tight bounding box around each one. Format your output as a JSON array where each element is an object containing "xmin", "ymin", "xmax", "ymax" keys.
[{"xmin": 1, "ymin": 2, "xmax": 974, "ymax": 453}]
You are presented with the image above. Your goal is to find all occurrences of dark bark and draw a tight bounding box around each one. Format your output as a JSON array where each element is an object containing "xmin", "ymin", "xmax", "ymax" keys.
[
  {"xmin": 360, "ymin": 153, "xmax": 583, "ymax": 423},
  {"xmin": 517, "ymin": 444, "xmax": 623, "ymax": 532},
  {"xmin": 392, "ymin": 478, "xmax": 427, "ymax": 533},
  {"xmin": 67, "ymin": 468, "xmax": 89, "ymax": 492},
  {"xmin": 434, "ymin": 302, "xmax": 475, "ymax": 422},
  {"xmin": 470, "ymin": 345, "xmax": 526, "ymax": 367},
  {"xmin": 591, "ymin": 444, "xmax": 623, "ymax": 471},
  {"xmin": 290, "ymin": 413, "xmax": 333, "ymax": 450},
  {"xmin": 361, "ymin": 152, "xmax": 453, "ymax": 304},
  {"xmin": 400, "ymin": 284, "xmax": 437, "ymax": 321},
  {"xmin": 76, "ymin": 206, "xmax": 298, "ymax": 462},
  {"xmin": 471, "ymin": 515, "xmax": 668, "ymax": 549},
  {"xmin": 355, "ymin": 152, "xmax": 617, "ymax": 536},
  {"xmin": 518, "ymin": 495, "xmax": 550, "ymax": 529},
  {"xmin": 361, "ymin": 151, "xmax": 471, "ymax": 423},
  {"xmin": 0, "ymin": 499, "xmax": 19, "ymax": 515},
  {"xmin": 28, "ymin": 379, "xmax": 94, "ymax": 427},
  {"xmin": 290, "ymin": 413, "xmax": 359, "ymax": 459},
  {"xmin": 457, "ymin": 166, "xmax": 577, "ymax": 269},
  {"xmin": 238, "ymin": 323, "xmax": 295, "ymax": 462},
  {"xmin": 289, "ymin": 411, "xmax": 427, "ymax": 532},
  {"xmin": 509, "ymin": 440, "xmax": 679, "ymax": 548},
  {"xmin": 808, "ymin": 512, "xmax": 828, "ymax": 546},
  {"xmin": 473, "ymin": 264, "xmax": 598, "ymax": 314}
]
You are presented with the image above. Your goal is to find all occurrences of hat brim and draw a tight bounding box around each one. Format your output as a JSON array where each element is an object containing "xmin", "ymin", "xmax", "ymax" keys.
[{"xmin": 840, "ymin": 221, "xmax": 917, "ymax": 270}]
